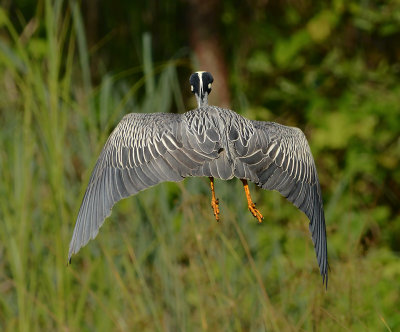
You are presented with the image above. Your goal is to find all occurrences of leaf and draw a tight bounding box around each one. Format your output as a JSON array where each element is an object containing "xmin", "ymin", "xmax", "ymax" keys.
[
  {"xmin": 307, "ymin": 10, "xmax": 337, "ymax": 42},
  {"xmin": 247, "ymin": 51, "xmax": 272, "ymax": 74},
  {"xmin": 0, "ymin": 7, "xmax": 7, "ymax": 28},
  {"xmin": 28, "ymin": 38, "xmax": 47, "ymax": 59},
  {"xmin": 273, "ymin": 30, "xmax": 311, "ymax": 68}
]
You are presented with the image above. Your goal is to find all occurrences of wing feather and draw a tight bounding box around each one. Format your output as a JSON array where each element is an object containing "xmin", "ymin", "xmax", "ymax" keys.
[
  {"xmin": 234, "ymin": 120, "xmax": 328, "ymax": 286},
  {"xmin": 69, "ymin": 112, "xmax": 221, "ymax": 259}
]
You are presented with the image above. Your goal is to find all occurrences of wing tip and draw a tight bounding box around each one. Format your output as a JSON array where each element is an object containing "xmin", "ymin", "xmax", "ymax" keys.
[
  {"xmin": 67, "ymin": 243, "xmax": 78, "ymax": 266},
  {"xmin": 67, "ymin": 249, "xmax": 73, "ymax": 266},
  {"xmin": 321, "ymin": 260, "xmax": 330, "ymax": 289},
  {"xmin": 322, "ymin": 271, "xmax": 328, "ymax": 289}
]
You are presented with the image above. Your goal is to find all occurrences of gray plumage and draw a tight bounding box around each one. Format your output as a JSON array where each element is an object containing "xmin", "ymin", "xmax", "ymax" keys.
[{"xmin": 69, "ymin": 71, "xmax": 328, "ymax": 286}]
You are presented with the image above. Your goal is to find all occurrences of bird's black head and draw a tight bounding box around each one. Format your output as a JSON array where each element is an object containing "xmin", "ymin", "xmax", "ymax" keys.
[{"xmin": 189, "ymin": 71, "xmax": 213, "ymax": 108}]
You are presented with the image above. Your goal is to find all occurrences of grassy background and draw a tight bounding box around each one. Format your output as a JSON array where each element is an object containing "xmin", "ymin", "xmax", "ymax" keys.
[{"xmin": 0, "ymin": 1, "xmax": 399, "ymax": 331}]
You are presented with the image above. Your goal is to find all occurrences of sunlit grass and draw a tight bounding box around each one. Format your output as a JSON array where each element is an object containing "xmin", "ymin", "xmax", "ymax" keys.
[{"xmin": 0, "ymin": 1, "xmax": 399, "ymax": 331}]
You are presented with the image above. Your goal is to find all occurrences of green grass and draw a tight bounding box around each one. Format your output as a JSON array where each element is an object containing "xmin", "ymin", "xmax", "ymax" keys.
[{"xmin": 0, "ymin": 2, "xmax": 399, "ymax": 331}]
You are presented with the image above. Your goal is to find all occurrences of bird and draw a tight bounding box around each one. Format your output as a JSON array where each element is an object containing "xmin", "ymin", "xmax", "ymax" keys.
[{"xmin": 68, "ymin": 71, "xmax": 328, "ymax": 286}]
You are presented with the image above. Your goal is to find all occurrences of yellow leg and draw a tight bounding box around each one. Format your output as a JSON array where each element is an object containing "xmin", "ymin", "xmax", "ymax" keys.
[
  {"xmin": 209, "ymin": 177, "xmax": 220, "ymax": 221},
  {"xmin": 241, "ymin": 179, "xmax": 263, "ymax": 223}
]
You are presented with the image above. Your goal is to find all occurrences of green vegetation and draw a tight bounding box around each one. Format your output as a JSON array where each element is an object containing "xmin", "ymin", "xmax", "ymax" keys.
[{"xmin": 0, "ymin": 1, "xmax": 399, "ymax": 330}]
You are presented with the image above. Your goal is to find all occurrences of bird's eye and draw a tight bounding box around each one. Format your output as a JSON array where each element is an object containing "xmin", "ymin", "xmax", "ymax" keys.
[
  {"xmin": 208, "ymin": 83, "xmax": 212, "ymax": 89},
  {"xmin": 191, "ymin": 85, "xmax": 194, "ymax": 91}
]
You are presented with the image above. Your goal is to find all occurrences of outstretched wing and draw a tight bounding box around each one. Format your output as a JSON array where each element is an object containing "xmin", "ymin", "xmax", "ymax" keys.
[
  {"xmin": 233, "ymin": 120, "xmax": 328, "ymax": 285},
  {"xmin": 68, "ymin": 112, "xmax": 222, "ymax": 260}
]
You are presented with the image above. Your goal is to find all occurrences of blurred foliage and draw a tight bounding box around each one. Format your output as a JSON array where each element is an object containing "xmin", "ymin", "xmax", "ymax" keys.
[{"xmin": 0, "ymin": 0, "xmax": 399, "ymax": 331}]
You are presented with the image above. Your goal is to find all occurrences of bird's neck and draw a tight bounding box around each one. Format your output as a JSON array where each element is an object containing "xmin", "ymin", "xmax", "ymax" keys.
[{"xmin": 196, "ymin": 93, "xmax": 209, "ymax": 108}]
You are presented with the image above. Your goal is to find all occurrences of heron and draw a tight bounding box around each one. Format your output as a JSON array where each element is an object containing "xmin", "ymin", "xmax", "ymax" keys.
[{"xmin": 69, "ymin": 71, "xmax": 328, "ymax": 286}]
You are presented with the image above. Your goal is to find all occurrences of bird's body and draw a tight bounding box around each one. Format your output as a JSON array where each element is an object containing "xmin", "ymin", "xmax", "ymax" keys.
[{"xmin": 69, "ymin": 72, "xmax": 328, "ymax": 286}]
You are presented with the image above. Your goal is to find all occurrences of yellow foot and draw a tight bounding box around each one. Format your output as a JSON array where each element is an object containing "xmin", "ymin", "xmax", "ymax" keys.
[
  {"xmin": 248, "ymin": 203, "xmax": 263, "ymax": 223},
  {"xmin": 211, "ymin": 198, "xmax": 220, "ymax": 222}
]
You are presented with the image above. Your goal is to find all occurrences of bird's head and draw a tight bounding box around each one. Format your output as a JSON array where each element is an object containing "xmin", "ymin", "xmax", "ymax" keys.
[{"xmin": 189, "ymin": 71, "xmax": 213, "ymax": 108}]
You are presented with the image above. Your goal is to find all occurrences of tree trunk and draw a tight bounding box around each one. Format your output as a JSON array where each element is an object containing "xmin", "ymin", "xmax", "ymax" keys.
[{"xmin": 187, "ymin": 0, "xmax": 231, "ymax": 108}]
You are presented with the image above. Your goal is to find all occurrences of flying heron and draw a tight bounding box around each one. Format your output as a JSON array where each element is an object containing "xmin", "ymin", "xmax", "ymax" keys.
[{"xmin": 69, "ymin": 71, "xmax": 328, "ymax": 286}]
